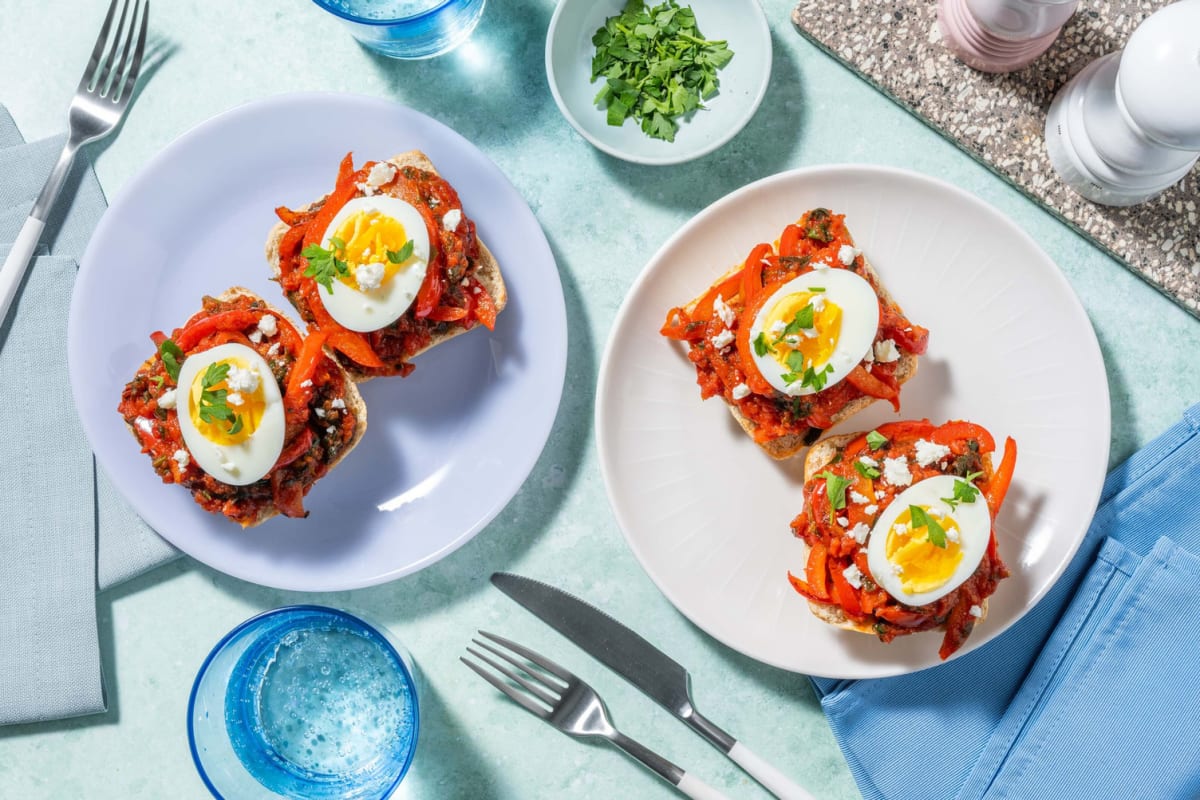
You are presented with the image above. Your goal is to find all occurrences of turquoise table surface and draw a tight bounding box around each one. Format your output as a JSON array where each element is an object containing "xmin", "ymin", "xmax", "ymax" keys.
[{"xmin": 1, "ymin": 1, "xmax": 1198, "ymax": 798}]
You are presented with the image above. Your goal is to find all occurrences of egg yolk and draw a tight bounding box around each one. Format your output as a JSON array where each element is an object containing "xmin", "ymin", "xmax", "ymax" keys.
[
  {"xmin": 760, "ymin": 292, "xmax": 843, "ymax": 373},
  {"xmin": 187, "ymin": 358, "xmax": 267, "ymax": 447},
  {"xmin": 330, "ymin": 210, "xmax": 416, "ymax": 290},
  {"xmin": 885, "ymin": 506, "xmax": 963, "ymax": 595}
]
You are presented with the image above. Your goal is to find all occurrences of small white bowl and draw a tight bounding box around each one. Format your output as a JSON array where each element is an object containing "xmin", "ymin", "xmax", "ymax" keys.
[{"xmin": 546, "ymin": 0, "xmax": 772, "ymax": 165}]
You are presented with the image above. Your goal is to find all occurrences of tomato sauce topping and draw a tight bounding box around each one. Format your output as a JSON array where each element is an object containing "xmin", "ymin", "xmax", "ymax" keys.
[
  {"xmin": 274, "ymin": 153, "xmax": 498, "ymax": 379},
  {"xmin": 117, "ymin": 294, "xmax": 359, "ymax": 526},
  {"xmin": 788, "ymin": 419, "xmax": 1017, "ymax": 659},
  {"xmin": 661, "ymin": 209, "xmax": 928, "ymax": 443}
]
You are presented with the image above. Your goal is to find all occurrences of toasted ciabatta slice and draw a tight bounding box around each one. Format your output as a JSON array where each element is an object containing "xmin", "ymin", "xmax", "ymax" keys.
[
  {"xmin": 265, "ymin": 150, "xmax": 507, "ymax": 382},
  {"xmin": 661, "ymin": 208, "xmax": 927, "ymax": 460},
  {"xmin": 788, "ymin": 420, "xmax": 1017, "ymax": 659},
  {"xmin": 117, "ymin": 288, "xmax": 367, "ymax": 528}
]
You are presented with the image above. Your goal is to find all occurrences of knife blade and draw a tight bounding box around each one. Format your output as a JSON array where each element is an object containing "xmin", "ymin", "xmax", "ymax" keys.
[{"xmin": 491, "ymin": 572, "xmax": 815, "ymax": 800}]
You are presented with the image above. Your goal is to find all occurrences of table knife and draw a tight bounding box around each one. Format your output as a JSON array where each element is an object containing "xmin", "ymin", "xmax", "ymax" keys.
[{"xmin": 491, "ymin": 572, "xmax": 816, "ymax": 800}]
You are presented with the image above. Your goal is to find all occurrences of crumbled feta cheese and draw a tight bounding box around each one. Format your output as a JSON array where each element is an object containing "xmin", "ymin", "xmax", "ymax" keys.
[
  {"xmin": 330, "ymin": 398, "xmax": 346, "ymax": 410},
  {"xmin": 355, "ymin": 182, "xmax": 375, "ymax": 196},
  {"xmin": 838, "ymin": 244, "xmax": 862, "ymax": 266},
  {"xmin": 784, "ymin": 335, "xmax": 802, "ymax": 346},
  {"xmin": 158, "ymin": 388, "xmax": 177, "ymax": 410},
  {"xmin": 914, "ymin": 438, "xmax": 952, "ymax": 467},
  {"xmin": 731, "ymin": 383, "xmax": 751, "ymax": 400},
  {"xmin": 812, "ymin": 259, "xmax": 831, "ymax": 272},
  {"xmin": 874, "ymin": 338, "xmax": 900, "ymax": 363},
  {"xmin": 809, "ymin": 294, "xmax": 827, "ymax": 312},
  {"xmin": 248, "ymin": 330, "xmax": 263, "ymax": 344},
  {"xmin": 858, "ymin": 455, "xmax": 879, "ymax": 467},
  {"xmin": 946, "ymin": 527, "xmax": 961, "ymax": 544},
  {"xmin": 366, "ymin": 161, "xmax": 396, "ymax": 189},
  {"xmin": 267, "ymin": 343, "xmax": 280, "ymax": 356},
  {"xmin": 801, "ymin": 327, "xmax": 818, "ymax": 339},
  {"xmin": 842, "ymin": 563, "xmax": 864, "ymax": 589},
  {"xmin": 326, "ymin": 425, "xmax": 336, "ymax": 436},
  {"xmin": 300, "ymin": 379, "xmax": 313, "ymax": 389},
  {"xmin": 882, "ymin": 456, "xmax": 913, "ymax": 487},
  {"xmin": 472, "ymin": 287, "xmax": 481, "ymax": 295},
  {"xmin": 257, "ymin": 314, "xmax": 277, "ymax": 337},
  {"xmin": 891, "ymin": 562, "xmax": 904, "ymax": 577},
  {"xmin": 135, "ymin": 417, "xmax": 154, "ymax": 434},
  {"xmin": 710, "ymin": 329, "xmax": 735, "ymax": 350},
  {"xmin": 849, "ymin": 522, "xmax": 870, "ymax": 544},
  {"xmin": 894, "ymin": 522, "xmax": 908, "ymax": 535},
  {"xmin": 850, "ymin": 490, "xmax": 871, "ymax": 505},
  {"xmin": 864, "ymin": 504, "xmax": 878, "ymax": 516},
  {"xmin": 837, "ymin": 516, "xmax": 850, "ymax": 528},
  {"xmin": 227, "ymin": 392, "xmax": 244, "ymax": 407},
  {"xmin": 227, "ymin": 366, "xmax": 260, "ymax": 394},
  {"xmin": 769, "ymin": 320, "xmax": 787, "ymax": 336},
  {"xmin": 356, "ymin": 261, "xmax": 386, "ymax": 291},
  {"xmin": 969, "ymin": 604, "xmax": 983, "ymax": 619},
  {"xmin": 712, "ymin": 294, "xmax": 736, "ymax": 328},
  {"xmin": 315, "ymin": 408, "xmax": 326, "ymax": 418},
  {"xmin": 442, "ymin": 208, "xmax": 462, "ymax": 231},
  {"xmin": 172, "ymin": 449, "xmax": 189, "ymax": 469}
]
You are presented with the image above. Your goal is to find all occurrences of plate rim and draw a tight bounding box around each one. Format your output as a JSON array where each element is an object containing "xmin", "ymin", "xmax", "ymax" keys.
[
  {"xmin": 543, "ymin": 0, "xmax": 773, "ymax": 166},
  {"xmin": 68, "ymin": 90, "xmax": 568, "ymax": 591},
  {"xmin": 595, "ymin": 163, "xmax": 1110, "ymax": 677}
]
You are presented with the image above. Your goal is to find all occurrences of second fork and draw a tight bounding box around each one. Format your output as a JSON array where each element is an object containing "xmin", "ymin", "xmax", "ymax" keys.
[{"xmin": 462, "ymin": 631, "xmax": 731, "ymax": 800}]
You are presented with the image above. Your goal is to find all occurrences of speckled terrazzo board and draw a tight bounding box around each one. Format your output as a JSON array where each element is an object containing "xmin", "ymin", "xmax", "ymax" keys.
[{"xmin": 791, "ymin": 1, "xmax": 1200, "ymax": 317}]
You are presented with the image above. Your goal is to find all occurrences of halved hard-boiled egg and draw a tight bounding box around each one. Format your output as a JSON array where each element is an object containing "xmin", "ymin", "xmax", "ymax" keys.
[
  {"xmin": 866, "ymin": 475, "xmax": 992, "ymax": 606},
  {"xmin": 747, "ymin": 268, "xmax": 878, "ymax": 396},
  {"xmin": 175, "ymin": 343, "xmax": 286, "ymax": 486},
  {"xmin": 318, "ymin": 194, "xmax": 432, "ymax": 333}
]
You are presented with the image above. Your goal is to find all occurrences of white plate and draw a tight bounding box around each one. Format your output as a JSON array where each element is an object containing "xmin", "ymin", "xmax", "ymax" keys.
[
  {"xmin": 596, "ymin": 165, "xmax": 1110, "ymax": 678},
  {"xmin": 545, "ymin": 0, "xmax": 771, "ymax": 165},
  {"xmin": 69, "ymin": 93, "xmax": 567, "ymax": 592}
]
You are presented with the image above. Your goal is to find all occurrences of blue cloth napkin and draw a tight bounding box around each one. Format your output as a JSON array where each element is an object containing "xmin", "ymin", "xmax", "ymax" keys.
[
  {"xmin": 0, "ymin": 105, "xmax": 177, "ymax": 725},
  {"xmin": 811, "ymin": 403, "xmax": 1200, "ymax": 799}
]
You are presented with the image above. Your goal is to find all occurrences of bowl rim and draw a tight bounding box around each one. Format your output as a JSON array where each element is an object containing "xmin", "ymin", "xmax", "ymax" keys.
[
  {"xmin": 309, "ymin": 0, "xmax": 456, "ymax": 27},
  {"xmin": 544, "ymin": 0, "xmax": 773, "ymax": 165},
  {"xmin": 186, "ymin": 604, "xmax": 420, "ymax": 800}
]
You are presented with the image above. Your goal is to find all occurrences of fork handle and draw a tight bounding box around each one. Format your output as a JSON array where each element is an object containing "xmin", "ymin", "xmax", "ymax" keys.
[
  {"xmin": 0, "ymin": 216, "xmax": 46, "ymax": 326},
  {"xmin": 609, "ymin": 732, "xmax": 731, "ymax": 800}
]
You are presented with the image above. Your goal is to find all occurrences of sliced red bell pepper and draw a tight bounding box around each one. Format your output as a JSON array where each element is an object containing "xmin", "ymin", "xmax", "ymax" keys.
[
  {"xmin": 829, "ymin": 562, "xmax": 863, "ymax": 617},
  {"xmin": 787, "ymin": 571, "xmax": 826, "ymax": 603},
  {"xmin": 740, "ymin": 243, "xmax": 771, "ymax": 306},
  {"xmin": 691, "ymin": 269, "xmax": 744, "ymax": 324},
  {"xmin": 931, "ymin": 420, "xmax": 996, "ymax": 454},
  {"xmin": 846, "ymin": 364, "xmax": 899, "ymax": 406},
  {"xmin": 985, "ymin": 436, "xmax": 1017, "ymax": 515},
  {"xmin": 470, "ymin": 279, "xmax": 498, "ymax": 331},
  {"xmin": 805, "ymin": 540, "xmax": 831, "ymax": 602},
  {"xmin": 175, "ymin": 311, "xmax": 262, "ymax": 351},
  {"xmin": 779, "ymin": 224, "xmax": 803, "ymax": 257},
  {"xmin": 273, "ymin": 427, "xmax": 315, "ymax": 471}
]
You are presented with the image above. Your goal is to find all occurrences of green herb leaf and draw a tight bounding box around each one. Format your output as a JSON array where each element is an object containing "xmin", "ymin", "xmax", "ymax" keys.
[
  {"xmin": 590, "ymin": 1, "xmax": 735, "ymax": 143},
  {"xmin": 909, "ymin": 505, "xmax": 947, "ymax": 548},
  {"xmin": 866, "ymin": 430, "xmax": 888, "ymax": 450},
  {"xmin": 753, "ymin": 332, "xmax": 770, "ymax": 357},
  {"xmin": 808, "ymin": 287, "xmax": 825, "ymax": 292},
  {"xmin": 158, "ymin": 339, "xmax": 184, "ymax": 382},
  {"xmin": 817, "ymin": 470, "xmax": 851, "ymax": 511},
  {"xmin": 197, "ymin": 362, "xmax": 243, "ymax": 434},
  {"xmin": 801, "ymin": 363, "xmax": 834, "ymax": 391},
  {"xmin": 854, "ymin": 460, "xmax": 881, "ymax": 479},
  {"xmin": 942, "ymin": 472, "xmax": 984, "ymax": 509},
  {"xmin": 785, "ymin": 349, "xmax": 806, "ymax": 373},
  {"xmin": 302, "ymin": 241, "xmax": 350, "ymax": 293},
  {"xmin": 386, "ymin": 239, "xmax": 414, "ymax": 264}
]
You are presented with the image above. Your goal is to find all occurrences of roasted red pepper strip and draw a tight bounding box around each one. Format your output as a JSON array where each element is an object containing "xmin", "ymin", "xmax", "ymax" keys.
[
  {"xmin": 692, "ymin": 269, "xmax": 744, "ymax": 324},
  {"xmin": 174, "ymin": 311, "xmax": 262, "ymax": 351},
  {"xmin": 740, "ymin": 243, "xmax": 771, "ymax": 306},
  {"xmin": 829, "ymin": 565, "xmax": 864, "ymax": 618},
  {"xmin": 778, "ymin": 224, "xmax": 803, "ymax": 257},
  {"xmin": 273, "ymin": 427, "xmax": 315, "ymax": 471},
  {"xmin": 425, "ymin": 305, "xmax": 468, "ymax": 322},
  {"xmin": 787, "ymin": 571, "xmax": 826, "ymax": 603},
  {"xmin": 805, "ymin": 540, "xmax": 831, "ymax": 601},
  {"xmin": 932, "ymin": 421, "xmax": 996, "ymax": 454},
  {"xmin": 846, "ymin": 364, "xmax": 898, "ymax": 404},
  {"xmin": 986, "ymin": 437, "xmax": 1017, "ymax": 515},
  {"xmin": 471, "ymin": 278, "xmax": 498, "ymax": 331}
]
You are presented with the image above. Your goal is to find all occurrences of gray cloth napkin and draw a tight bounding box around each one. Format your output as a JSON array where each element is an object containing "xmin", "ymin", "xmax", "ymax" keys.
[{"xmin": 0, "ymin": 105, "xmax": 178, "ymax": 725}]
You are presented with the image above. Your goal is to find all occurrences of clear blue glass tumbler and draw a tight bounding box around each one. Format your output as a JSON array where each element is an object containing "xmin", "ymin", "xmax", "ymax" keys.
[
  {"xmin": 188, "ymin": 606, "xmax": 419, "ymax": 800},
  {"xmin": 311, "ymin": 0, "xmax": 487, "ymax": 59}
]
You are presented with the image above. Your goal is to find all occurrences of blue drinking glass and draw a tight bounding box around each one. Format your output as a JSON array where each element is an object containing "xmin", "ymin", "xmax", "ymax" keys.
[
  {"xmin": 188, "ymin": 606, "xmax": 420, "ymax": 800},
  {"xmin": 311, "ymin": 0, "xmax": 487, "ymax": 59}
]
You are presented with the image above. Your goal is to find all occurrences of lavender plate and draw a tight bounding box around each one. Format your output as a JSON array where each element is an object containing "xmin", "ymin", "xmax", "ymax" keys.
[{"xmin": 69, "ymin": 93, "xmax": 566, "ymax": 591}]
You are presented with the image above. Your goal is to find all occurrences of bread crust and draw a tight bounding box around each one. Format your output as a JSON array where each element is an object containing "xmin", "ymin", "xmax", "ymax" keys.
[
  {"xmin": 798, "ymin": 433, "xmax": 988, "ymax": 634},
  {"xmin": 680, "ymin": 230, "xmax": 918, "ymax": 460},
  {"xmin": 123, "ymin": 287, "xmax": 367, "ymax": 528},
  {"xmin": 264, "ymin": 150, "xmax": 507, "ymax": 383}
]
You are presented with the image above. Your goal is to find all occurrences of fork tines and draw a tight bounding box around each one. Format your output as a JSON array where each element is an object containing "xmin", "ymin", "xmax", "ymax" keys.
[
  {"xmin": 82, "ymin": 0, "xmax": 149, "ymax": 105},
  {"xmin": 461, "ymin": 631, "xmax": 572, "ymax": 718}
]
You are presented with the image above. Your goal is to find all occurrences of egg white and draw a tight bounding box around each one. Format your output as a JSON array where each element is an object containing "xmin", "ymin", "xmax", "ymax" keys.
[
  {"xmin": 866, "ymin": 475, "xmax": 992, "ymax": 606},
  {"xmin": 748, "ymin": 268, "xmax": 879, "ymax": 396},
  {"xmin": 318, "ymin": 195, "xmax": 432, "ymax": 333},
  {"xmin": 175, "ymin": 343, "xmax": 286, "ymax": 487}
]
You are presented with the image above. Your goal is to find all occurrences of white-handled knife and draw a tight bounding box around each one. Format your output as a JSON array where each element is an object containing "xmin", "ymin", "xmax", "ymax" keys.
[{"xmin": 491, "ymin": 572, "xmax": 817, "ymax": 800}]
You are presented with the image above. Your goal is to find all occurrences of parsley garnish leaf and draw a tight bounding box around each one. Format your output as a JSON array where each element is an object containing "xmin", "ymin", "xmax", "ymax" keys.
[
  {"xmin": 158, "ymin": 339, "xmax": 184, "ymax": 382},
  {"xmin": 753, "ymin": 332, "xmax": 770, "ymax": 357},
  {"xmin": 866, "ymin": 430, "xmax": 888, "ymax": 450},
  {"xmin": 909, "ymin": 505, "xmax": 947, "ymax": 548},
  {"xmin": 942, "ymin": 471, "xmax": 985, "ymax": 509},
  {"xmin": 854, "ymin": 460, "xmax": 881, "ymax": 479},
  {"xmin": 817, "ymin": 470, "xmax": 851, "ymax": 511},
  {"xmin": 197, "ymin": 362, "xmax": 242, "ymax": 434},
  {"xmin": 302, "ymin": 238, "xmax": 350, "ymax": 293},
  {"xmin": 386, "ymin": 239, "xmax": 414, "ymax": 264}
]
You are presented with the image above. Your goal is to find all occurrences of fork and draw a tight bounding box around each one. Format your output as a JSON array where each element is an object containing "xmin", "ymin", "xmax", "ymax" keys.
[
  {"xmin": 462, "ymin": 631, "xmax": 731, "ymax": 800},
  {"xmin": 0, "ymin": 0, "xmax": 148, "ymax": 327}
]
